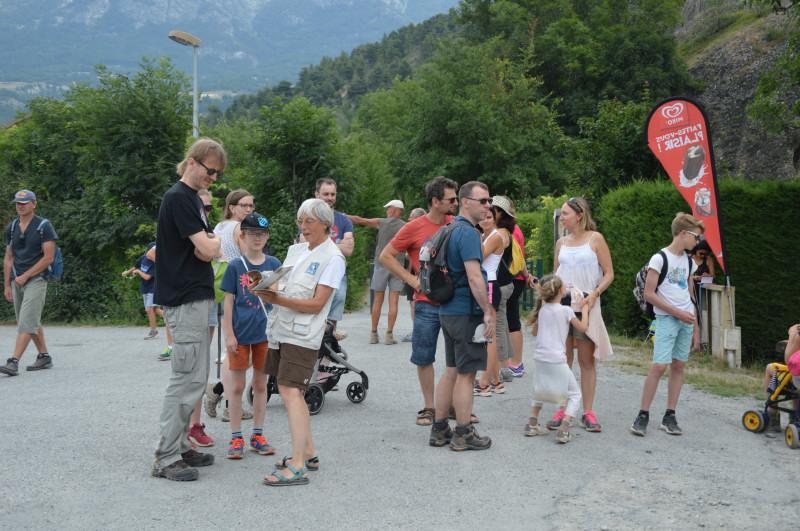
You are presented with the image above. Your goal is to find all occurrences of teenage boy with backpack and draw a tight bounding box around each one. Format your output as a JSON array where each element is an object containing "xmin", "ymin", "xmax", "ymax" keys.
[
  {"xmin": 631, "ymin": 212, "xmax": 704, "ymax": 437},
  {"xmin": 1, "ymin": 190, "xmax": 58, "ymax": 376}
]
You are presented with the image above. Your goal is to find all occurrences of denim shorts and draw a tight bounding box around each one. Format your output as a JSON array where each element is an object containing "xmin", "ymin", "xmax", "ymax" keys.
[
  {"xmin": 410, "ymin": 301, "xmax": 441, "ymax": 367},
  {"xmin": 653, "ymin": 314, "xmax": 693, "ymax": 364},
  {"xmin": 327, "ymin": 275, "xmax": 347, "ymax": 322}
]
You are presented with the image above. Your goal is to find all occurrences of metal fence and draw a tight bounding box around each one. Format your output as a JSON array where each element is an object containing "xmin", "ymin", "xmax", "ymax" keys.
[{"xmin": 519, "ymin": 258, "xmax": 544, "ymax": 311}]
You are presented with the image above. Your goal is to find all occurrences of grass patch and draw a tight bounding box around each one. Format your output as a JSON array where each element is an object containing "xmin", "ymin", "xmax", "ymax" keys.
[
  {"xmin": 679, "ymin": 10, "xmax": 762, "ymax": 66},
  {"xmin": 607, "ymin": 333, "xmax": 764, "ymax": 400}
]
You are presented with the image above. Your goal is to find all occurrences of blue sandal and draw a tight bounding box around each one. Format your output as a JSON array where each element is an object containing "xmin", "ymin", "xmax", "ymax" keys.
[
  {"xmin": 275, "ymin": 456, "xmax": 319, "ymax": 471},
  {"xmin": 263, "ymin": 464, "xmax": 309, "ymax": 486}
]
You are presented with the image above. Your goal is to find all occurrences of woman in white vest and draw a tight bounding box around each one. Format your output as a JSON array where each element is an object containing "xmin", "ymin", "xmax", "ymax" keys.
[{"xmin": 255, "ymin": 198, "xmax": 345, "ymax": 486}]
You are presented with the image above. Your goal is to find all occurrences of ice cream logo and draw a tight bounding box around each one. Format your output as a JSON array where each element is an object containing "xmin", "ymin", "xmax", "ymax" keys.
[
  {"xmin": 694, "ymin": 187, "xmax": 714, "ymax": 217},
  {"xmin": 679, "ymin": 144, "xmax": 706, "ymax": 187},
  {"xmin": 660, "ymin": 102, "xmax": 689, "ymax": 128}
]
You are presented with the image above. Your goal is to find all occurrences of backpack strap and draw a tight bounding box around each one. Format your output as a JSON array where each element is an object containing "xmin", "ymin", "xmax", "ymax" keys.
[
  {"xmin": 241, "ymin": 256, "xmax": 270, "ymax": 320},
  {"xmin": 655, "ymin": 250, "xmax": 669, "ymax": 290}
]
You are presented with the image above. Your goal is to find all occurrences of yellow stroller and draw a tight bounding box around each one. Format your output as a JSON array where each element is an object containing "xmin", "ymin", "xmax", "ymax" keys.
[{"xmin": 742, "ymin": 362, "xmax": 799, "ymax": 449}]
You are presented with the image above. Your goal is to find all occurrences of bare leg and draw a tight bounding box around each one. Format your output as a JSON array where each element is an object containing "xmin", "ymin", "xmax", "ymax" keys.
[
  {"xmin": 510, "ymin": 330, "xmax": 523, "ymax": 367},
  {"xmin": 418, "ymin": 364, "xmax": 435, "ymax": 409},
  {"xmin": 453, "ymin": 371, "xmax": 477, "ymax": 425},
  {"xmin": 228, "ymin": 369, "xmax": 246, "ymax": 433},
  {"xmin": 387, "ymin": 290, "xmax": 400, "ymax": 332},
  {"xmin": 371, "ymin": 290, "xmax": 385, "ymax": 331},
  {"xmin": 478, "ymin": 339, "xmax": 499, "ymax": 387},
  {"xmin": 146, "ymin": 306, "xmax": 157, "ymax": 330},
  {"xmin": 575, "ymin": 338, "xmax": 597, "ymax": 412},
  {"xmin": 409, "ymin": 301, "xmax": 415, "ymax": 323},
  {"xmin": 639, "ymin": 363, "xmax": 668, "ymax": 411},
  {"xmin": 666, "ymin": 359, "xmax": 685, "ymax": 410},
  {"xmin": 265, "ymin": 385, "xmax": 313, "ymax": 482},
  {"xmin": 434, "ymin": 366, "xmax": 457, "ymax": 421},
  {"xmin": 251, "ymin": 372, "xmax": 267, "ymax": 429}
]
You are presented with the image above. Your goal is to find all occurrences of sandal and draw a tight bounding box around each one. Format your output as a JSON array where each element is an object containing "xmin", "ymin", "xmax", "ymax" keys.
[
  {"xmin": 275, "ymin": 456, "xmax": 319, "ymax": 471},
  {"xmin": 416, "ymin": 408, "xmax": 435, "ymax": 426},
  {"xmin": 263, "ymin": 464, "xmax": 309, "ymax": 486},
  {"xmin": 448, "ymin": 406, "xmax": 479, "ymax": 424}
]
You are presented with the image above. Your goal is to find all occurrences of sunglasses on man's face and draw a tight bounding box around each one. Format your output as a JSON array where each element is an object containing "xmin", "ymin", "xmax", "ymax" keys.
[
  {"xmin": 195, "ymin": 158, "xmax": 224, "ymax": 178},
  {"xmin": 203, "ymin": 204, "xmax": 213, "ymax": 213},
  {"xmin": 466, "ymin": 197, "xmax": 493, "ymax": 205}
]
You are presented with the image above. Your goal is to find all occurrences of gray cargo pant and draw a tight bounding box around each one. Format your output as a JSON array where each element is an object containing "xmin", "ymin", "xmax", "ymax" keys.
[{"xmin": 152, "ymin": 298, "xmax": 213, "ymax": 472}]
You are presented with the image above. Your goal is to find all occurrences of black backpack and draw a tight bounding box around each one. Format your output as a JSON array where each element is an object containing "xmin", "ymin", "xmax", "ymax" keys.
[
  {"xmin": 418, "ymin": 219, "xmax": 472, "ymax": 303},
  {"xmin": 633, "ymin": 250, "xmax": 691, "ymax": 319}
]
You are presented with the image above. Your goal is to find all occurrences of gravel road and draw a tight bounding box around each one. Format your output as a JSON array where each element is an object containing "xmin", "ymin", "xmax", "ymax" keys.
[{"xmin": 1, "ymin": 302, "xmax": 798, "ymax": 530}]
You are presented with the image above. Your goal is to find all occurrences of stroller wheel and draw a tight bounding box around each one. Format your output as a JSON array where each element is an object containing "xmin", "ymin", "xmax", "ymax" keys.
[
  {"xmin": 742, "ymin": 410, "xmax": 766, "ymax": 433},
  {"xmin": 346, "ymin": 382, "xmax": 367, "ymax": 403},
  {"xmin": 304, "ymin": 383, "xmax": 325, "ymax": 415},
  {"xmin": 247, "ymin": 384, "xmax": 254, "ymax": 406},
  {"xmin": 786, "ymin": 424, "xmax": 800, "ymax": 449}
]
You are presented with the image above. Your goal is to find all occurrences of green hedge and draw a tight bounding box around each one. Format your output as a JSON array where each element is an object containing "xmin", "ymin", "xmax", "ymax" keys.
[{"xmin": 598, "ymin": 179, "xmax": 800, "ymax": 365}]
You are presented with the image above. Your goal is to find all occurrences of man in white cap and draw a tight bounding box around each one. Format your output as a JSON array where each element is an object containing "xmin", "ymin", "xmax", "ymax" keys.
[{"xmin": 347, "ymin": 200, "xmax": 406, "ymax": 344}]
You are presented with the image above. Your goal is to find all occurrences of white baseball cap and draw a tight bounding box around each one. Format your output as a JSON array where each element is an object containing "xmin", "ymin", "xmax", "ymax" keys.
[{"xmin": 383, "ymin": 200, "xmax": 404, "ymax": 210}]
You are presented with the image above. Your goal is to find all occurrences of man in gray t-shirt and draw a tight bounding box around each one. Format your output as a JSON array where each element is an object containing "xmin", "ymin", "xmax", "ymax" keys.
[
  {"xmin": 348, "ymin": 200, "xmax": 406, "ymax": 344},
  {"xmin": 1, "ymin": 189, "xmax": 58, "ymax": 376}
]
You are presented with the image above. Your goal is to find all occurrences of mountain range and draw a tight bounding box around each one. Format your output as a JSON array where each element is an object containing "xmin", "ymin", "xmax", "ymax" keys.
[{"xmin": 0, "ymin": 0, "xmax": 459, "ymax": 122}]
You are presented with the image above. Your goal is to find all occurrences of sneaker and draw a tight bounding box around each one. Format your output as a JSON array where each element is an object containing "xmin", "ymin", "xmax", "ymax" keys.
[
  {"xmin": 490, "ymin": 381, "xmax": 505, "ymax": 394},
  {"xmin": 580, "ymin": 411, "xmax": 602, "ymax": 432},
  {"xmin": 450, "ymin": 424, "xmax": 492, "ymax": 451},
  {"xmin": 555, "ymin": 422, "xmax": 573, "ymax": 444},
  {"xmin": 429, "ymin": 422, "xmax": 454, "ymax": 447},
  {"xmin": 401, "ymin": 332, "xmax": 413, "ymax": 343},
  {"xmin": 524, "ymin": 421, "xmax": 549, "ymax": 437},
  {"xmin": 473, "ymin": 383, "xmax": 492, "ymax": 397},
  {"xmin": 188, "ymin": 424, "xmax": 214, "ymax": 447},
  {"xmin": 26, "ymin": 353, "xmax": 52, "ymax": 371},
  {"xmin": 249, "ymin": 434, "xmax": 275, "ymax": 455},
  {"xmin": 145, "ymin": 329, "xmax": 159, "ymax": 340},
  {"xmin": 660, "ymin": 413, "xmax": 682, "ymax": 435},
  {"xmin": 181, "ymin": 449, "xmax": 214, "ymax": 467},
  {"xmin": 546, "ymin": 410, "xmax": 566, "ymax": 430},
  {"xmin": 499, "ymin": 367, "xmax": 514, "ymax": 382},
  {"xmin": 509, "ymin": 362, "xmax": 525, "ymax": 377},
  {"xmin": 631, "ymin": 412, "xmax": 649, "ymax": 436},
  {"xmin": 227, "ymin": 438, "xmax": 244, "ymax": 459},
  {"xmin": 157, "ymin": 347, "xmax": 172, "ymax": 361},
  {"xmin": 0, "ymin": 358, "xmax": 19, "ymax": 376},
  {"xmin": 151, "ymin": 459, "xmax": 198, "ymax": 481},
  {"xmin": 369, "ymin": 331, "xmax": 379, "ymax": 344},
  {"xmin": 204, "ymin": 382, "xmax": 222, "ymax": 418}
]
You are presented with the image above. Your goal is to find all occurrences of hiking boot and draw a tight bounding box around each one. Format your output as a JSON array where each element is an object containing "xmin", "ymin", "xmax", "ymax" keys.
[
  {"xmin": 221, "ymin": 408, "xmax": 254, "ymax": 422},
  {"xmin": 546, "ymin": 409, "xmax": 566, "ymax": 430},
  {"xmin": 490, "ymin": 381, "xmax": 505, "ymax": 394},
  {"xmin": 204, "ymin": 382, "xmax": 222, "ymax": 418},
  {"xmin": 227, "ymin": 438, "xmax": 244, "ymax": 459},
  {"xmin": 385, "ymin": 331, "xmax": 398, "ymax": 345},
  {"xmin": 473, "ymin": 383, "xmax": 492, "ymax": 397},
  {"xmin": 429, "ymin": 422, "xmax": 454, "ymax": 447},
  {"xmin": 369, "ymin": 331, "xmax": 379, "ymax": 344},
  {"xmin": 157, "ymin": 346, "xmax": 172, "ymax": 361},
  {"xmin": 580, "ymin": 411, "xmax": 602, "ymax": 432},
  {"xmin": 524, "ymin": 419, "xmax": 549, "ymax": 437},
  {"xmin": 509, "ymin": 362, "xmax": 525, "ymax": 377},
  {"xmin": 181, "ymin": 449, "xmax": 214, "ymax": 467},
  {"xmin": 145, "ymin": 329, "xmax": 159, "ymax": 340},
  {"xmin": 187, "ymin": 424, "xmax": 214, "ymax": 447},
  {"xmin": 555, "ymin": 422, "xmax": 573, "ymax": 444},
  {"xmin": 401, "ymin": 332, "xmax": 413, "ymax": 343},
  {"xmin": 631, "ymin": 412, "xmax": 649, "ymax": 436},
  {"xmin": 499, "ymin": 367, "xmax": 514, "ymax": 382},
  {"xmin": 450, "ymin": 424, "xmax": 492, "ymax": 451},
  {"xmin": 660, "ymin": 413, "xmax": 682, "ymax": 435},
  {"xmin": 26, "ymin": 353, "xmax": 52, "ymax": 371},
  {"xmin": 249, "ymin": 434, "xmax": 275, "ymax": 455},
  {"xmin": 151, "ymin": 460, "xmax": 198, "ymax": 481},
  {"xmin": 0, "ymin": 358, "xmax": 19, "ymax": 376}
]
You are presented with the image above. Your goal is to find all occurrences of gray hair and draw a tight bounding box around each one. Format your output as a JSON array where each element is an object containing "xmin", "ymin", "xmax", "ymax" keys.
[
  {"xmin": 297, "ymin": 198, "xmax": 334, "ymax": 234},
  {"xmin": 409, "ymin": 207, "xmax": 426, "ymax": 221}
]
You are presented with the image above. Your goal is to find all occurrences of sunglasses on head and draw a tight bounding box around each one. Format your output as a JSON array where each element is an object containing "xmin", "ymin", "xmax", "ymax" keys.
[{"xmin": 566, "ymin": 197, "xmax": 583, "ymax": 212}]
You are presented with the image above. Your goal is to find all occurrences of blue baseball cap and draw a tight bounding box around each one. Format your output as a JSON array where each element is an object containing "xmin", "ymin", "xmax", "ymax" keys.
[
  {"xmin": 240, "ymin": 212, "xmax": 269, "ymax": 230},
  {"xmin": 12, "ymin": 189, "xmax": 36, "ymax": 203}
]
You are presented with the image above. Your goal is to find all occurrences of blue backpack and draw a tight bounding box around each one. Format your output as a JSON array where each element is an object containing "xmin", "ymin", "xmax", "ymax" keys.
[{"xmin": 10, "ymin": 217, "xmax": 63, "ymax": 282}]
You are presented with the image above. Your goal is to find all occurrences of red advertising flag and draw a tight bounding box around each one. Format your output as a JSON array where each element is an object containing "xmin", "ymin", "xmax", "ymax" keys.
[{"xmin": 644, "ymin": 97, "xmax": 728, "ymax": 274}]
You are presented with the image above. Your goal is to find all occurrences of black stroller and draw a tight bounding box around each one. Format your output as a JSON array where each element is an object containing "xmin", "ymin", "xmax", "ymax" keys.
[{"xmin": 249, "ymin": 321, "xmax": 369, "ymax": 415}]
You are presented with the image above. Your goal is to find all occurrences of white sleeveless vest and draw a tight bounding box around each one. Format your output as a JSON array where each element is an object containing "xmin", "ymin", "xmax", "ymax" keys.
[{"xmin": 267, "ymin": 238, "xmax": 344, "ymax": 350}]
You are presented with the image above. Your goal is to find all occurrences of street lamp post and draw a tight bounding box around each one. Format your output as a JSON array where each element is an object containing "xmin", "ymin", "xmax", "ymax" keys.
[{"xmin": 168, "ymin": 30, "xmax": 202, "ymax": 139}]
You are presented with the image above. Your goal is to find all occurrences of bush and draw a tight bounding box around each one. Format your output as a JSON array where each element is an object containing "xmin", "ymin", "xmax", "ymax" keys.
[
  {"xmin": 598, "ymin": 179, "xmax": 800, "ymax": 365},
  {"xmin": 523, "ymin": 194, "xmax": 569, "ymax": 274}
]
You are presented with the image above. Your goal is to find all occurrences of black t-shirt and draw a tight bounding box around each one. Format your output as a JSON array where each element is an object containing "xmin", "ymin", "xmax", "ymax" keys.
[
  {"xmin": 153, "ymin": 181, "xmax": 214, "ymax": 307},
  {"xmin": 4, "ymin": 214, "xmax": 58, "ymax": 279}
]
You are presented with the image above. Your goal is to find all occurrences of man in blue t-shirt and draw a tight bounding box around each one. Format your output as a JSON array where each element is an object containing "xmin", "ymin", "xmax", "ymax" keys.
[{"xmin": 430, "ymin": 181, "xmax": 496, "ymax": 451}]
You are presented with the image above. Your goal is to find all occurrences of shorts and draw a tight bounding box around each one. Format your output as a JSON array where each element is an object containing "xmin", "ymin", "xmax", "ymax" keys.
[
  {"xmin": 567, "ymin": 312, "xmax": 590, "ymax": 341},
  {"xmin": 440, "ymin": 314, "xmax": 488, "ymax": 374},
  {"xmin": 229, "ymin": 341, "xmax": 268, "ymax": 371},
  {"xmin": 208, "ymin": 302, "xmax": 220, "ymax": 327},
  {"xmin": 410, "ymin": 301, "xmax": 441, "ymax": 367},
  {"xmin": 263, "ymin": 343, "xmax": 318, "ymax": 391},
  {"xmin": 12, "ymin": 276, "xmax": 48, "ymax": 335},
  {"xmin": 142, "ymin": 292, "xmax": 159, "ymax": 308},
  {"xmin": 327, "ymin": 275, "xmax": 347, "ymax": 322},
  {"xmin": 371, "ymin": 264, "xmax": 404, "ymax": 292},
  {"xmin": 653, "ymin": 314, "xmax": 693, "ymax": 364},
  {"xmin": 506, "ymin": 278, "xmax": 526, "ymax": 333}
]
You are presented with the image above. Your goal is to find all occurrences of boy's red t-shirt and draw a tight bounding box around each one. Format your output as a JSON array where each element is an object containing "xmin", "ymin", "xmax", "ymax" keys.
[{"xmin": 389, "ymin": 213, "xmax": 454, "ymax": 305}]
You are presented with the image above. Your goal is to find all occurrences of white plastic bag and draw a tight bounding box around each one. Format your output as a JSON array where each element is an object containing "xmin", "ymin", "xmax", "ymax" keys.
[{"xmin": 532, "ymin": 361, "xmax": 571, "ymax": 404}]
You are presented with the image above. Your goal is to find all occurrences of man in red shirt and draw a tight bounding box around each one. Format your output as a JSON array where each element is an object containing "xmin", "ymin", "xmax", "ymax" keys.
[{"xmin": 380, "ymin": 176, "xmax": 458, "ymax": 427}]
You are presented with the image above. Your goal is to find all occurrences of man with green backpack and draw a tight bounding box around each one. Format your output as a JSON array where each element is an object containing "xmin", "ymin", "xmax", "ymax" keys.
[{"xmin": 2, "ymin": 189, "xmax": 59, "ymax": 376}]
